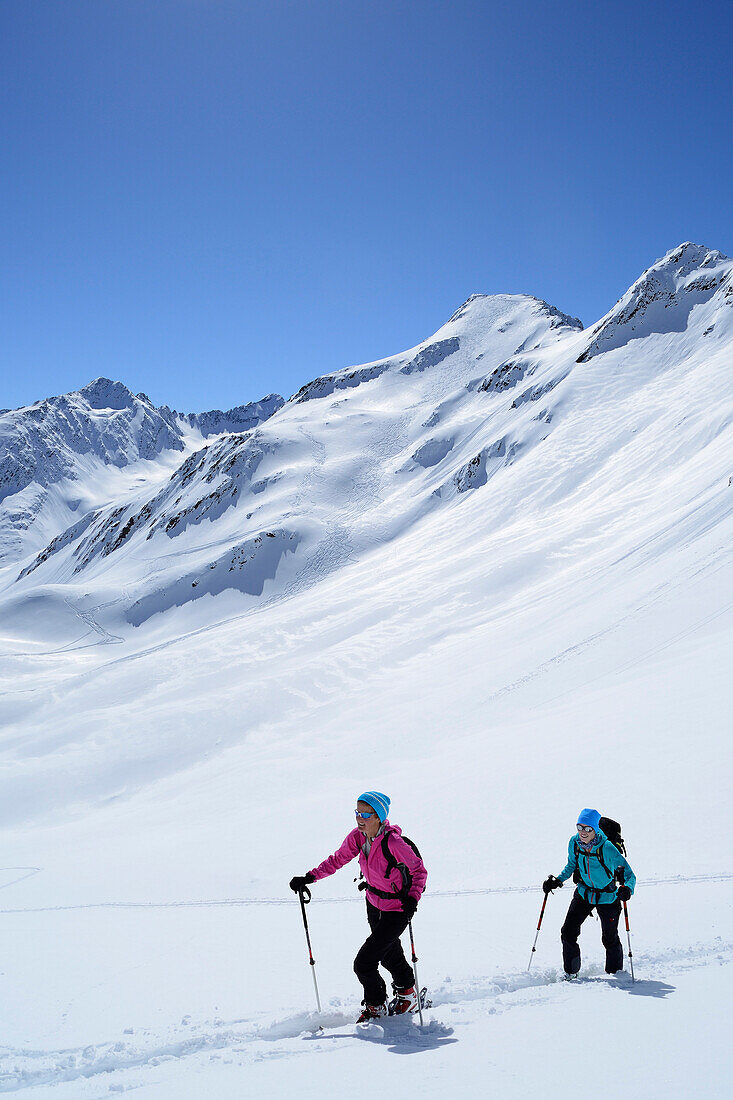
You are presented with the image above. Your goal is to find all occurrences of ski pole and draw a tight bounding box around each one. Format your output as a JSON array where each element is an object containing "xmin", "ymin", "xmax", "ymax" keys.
[
  {"xmin": 407, "ymin": 920, "xmax": 425, "ymax": 1026},
  {"xmin": 528, "ymin": 892, "xmax": 549, "ymax": 971},
  {"xmin": 394, "ymin": 862, "xmax": 426, "ymax": 1026},
  {"xmin": 622, "ymin": 899, "xmax": 635, "ymax": 983},
  {"xmin": 616, "ymin": 868, "xmax": 635, "ymax": 984},
  {"xmin": 297, "ymin": 886, "xmax": 322, "ymax": 1012}
]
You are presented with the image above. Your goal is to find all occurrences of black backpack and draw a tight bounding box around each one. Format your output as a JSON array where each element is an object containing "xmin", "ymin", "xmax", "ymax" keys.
[
  {"xmin": 599, "ymin": 817, "xmax": 626, "ymax": 857},
  {"xmin": 572, "ymin": 816, "xmax": 626, "ymax": 884}
]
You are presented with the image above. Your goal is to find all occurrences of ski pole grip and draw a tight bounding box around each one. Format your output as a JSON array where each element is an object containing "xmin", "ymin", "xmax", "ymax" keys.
[{"xmin": 300, "ymin": 885, "xmax": 312, "ymax": 904}]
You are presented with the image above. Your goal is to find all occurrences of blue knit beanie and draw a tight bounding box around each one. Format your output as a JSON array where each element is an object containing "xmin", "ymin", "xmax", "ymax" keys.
[
  {"xmin": 358, "ymin": 791, "xmax": 391, "ymax": 822},
  {"xmin": 577, "ymin": 808, "xmax": 601, "ymax": 832}
]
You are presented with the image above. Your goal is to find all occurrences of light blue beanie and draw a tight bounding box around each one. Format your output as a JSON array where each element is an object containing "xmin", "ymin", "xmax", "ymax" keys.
[
  {"xmin": 358, "ymin": 791, "xmax": 391, "ymax": 822},
  {"xmin": 577, "ymin": 808, "xmax": 601, "ymax": 832}
]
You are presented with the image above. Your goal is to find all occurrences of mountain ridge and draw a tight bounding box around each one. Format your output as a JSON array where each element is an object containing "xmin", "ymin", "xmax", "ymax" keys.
[{"xmin": 2, "ymin": 241, "xmax": 731, "ymax": 633}]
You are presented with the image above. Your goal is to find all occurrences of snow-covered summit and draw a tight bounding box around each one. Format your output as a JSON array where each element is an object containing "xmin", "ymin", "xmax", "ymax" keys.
[
  {"xmin": 77, "ymin": 377, "xmax": 148, "ymax": 412},
  {"xmin": 577, "ymin": 241, "xmax": 732, "ymax": 361},
  {"xmin": 446, "ymin": 292, "xmax": 583, "ymax": 334},
  {"xmin": 0, "ymin": 377, "xmax": 185, "ymax": 504},
  {"xmin": 291, "ymin": 292, "xmax": 581, "ymax": 405},
  {"xmin": 0, "ymin": 378, "xmax": 285, "ymax": 564}
]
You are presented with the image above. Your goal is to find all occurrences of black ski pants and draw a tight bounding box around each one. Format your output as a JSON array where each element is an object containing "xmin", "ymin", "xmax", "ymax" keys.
[
  {"xmin": 561, "ymin": 889, "xmax": 623, "ymax": 975},
  {"xmin": 353, "ymin": 900, "xmax": 414, "ymax": 1005}
]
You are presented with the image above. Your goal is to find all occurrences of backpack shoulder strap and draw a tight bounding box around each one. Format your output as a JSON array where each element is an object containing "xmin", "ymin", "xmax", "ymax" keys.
[
  {"xmin": 381, "ymin": 831, "xmax": 397, "ymax": 875},
  {"xmin": 402, "ymin": 835, "xmax": 422, "ymax": 860},
  {"xmin": 381, "ymin": 829, "xmax": 421, "ymax": 866},
  {"xmin": 575, "ymin": 839, "xmax": 614, "ymax": 892},
  {"xmin": 595, "ymin": 841, "xmax": 613, "ymax": 880},
  {"xmin": 380, "ymin": 830, "xmax": 418, "ymax": 897}
]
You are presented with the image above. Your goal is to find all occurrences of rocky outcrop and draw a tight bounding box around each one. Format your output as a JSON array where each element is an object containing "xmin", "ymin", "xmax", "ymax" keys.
[
  {"xmin": 182, "ymin": 394, "xmax": 284, "ymax": 436},
  {"xmin": 577, "ymin": 243, "xmax": 731, "ymax": 362}
]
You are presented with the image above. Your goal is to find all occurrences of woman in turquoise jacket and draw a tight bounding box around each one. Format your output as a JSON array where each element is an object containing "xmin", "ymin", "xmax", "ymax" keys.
[{"xmin": 543, "ymin": 808, "xmax": 636, "ymax": 977}]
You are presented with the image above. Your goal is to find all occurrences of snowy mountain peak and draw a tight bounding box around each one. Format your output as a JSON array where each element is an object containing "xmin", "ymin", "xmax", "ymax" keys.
[
  {"xmin": 447, "ymin": 292, "xmax": 583, "ymax": 334},
  {"xmin": 651, "ymin": 241, "xmax": 729, "ymax": 277},
  {"xmin": 0, "ymin": 381, "xmax": 182, "ymax": 506},
  {"xmin": 0, "ymin": 378, "xmax": 288, "ymax": 564},
  {"xmin": 577, "ymin": 241, "xmax": 732, "ymax": 362},
  {"xmin": 291, "ymin": 293, "xmax": 582, "ymax": 406},
  {"xmin": 76, "ymin": 377, "xmax": 139, "ymax": 411}
]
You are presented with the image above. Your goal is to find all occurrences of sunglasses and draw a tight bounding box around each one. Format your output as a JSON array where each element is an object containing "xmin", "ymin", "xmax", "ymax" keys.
[
  {"xmin": 355, "ymin": 810, "xmax": 377, "ymax": 819},
  {"xmin": 577, "ymin": 824, "xmax": 595, "ymax": 832}
]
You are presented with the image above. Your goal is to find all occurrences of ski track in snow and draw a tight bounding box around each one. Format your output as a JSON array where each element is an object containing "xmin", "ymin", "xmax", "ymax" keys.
[
  {"xmin": 0, "ymin": 939, "xmax": 730, "ymax": 1094},
  {"xmin": 62, "ymin": 598, "xmax": 124, "ymax": 648},
  {"xmin": 488, "ymin": 538, "xmax": 733, "ymax": 709},
  {"xmin": 0, "ymin": 868, "xmax": 42, "ymax": 892},
  {"xmin": 1, "ymin": 871, "xmax": 730, "ymax": 914}
]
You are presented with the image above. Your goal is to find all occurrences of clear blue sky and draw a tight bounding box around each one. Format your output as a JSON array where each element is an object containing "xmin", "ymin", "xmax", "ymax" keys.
[{"xmin": 2, "ymin": 0, "xmax": 731, "ymax": 413}]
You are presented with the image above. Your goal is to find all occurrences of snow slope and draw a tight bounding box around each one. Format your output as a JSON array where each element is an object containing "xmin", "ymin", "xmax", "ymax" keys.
[{"xmin": 0, "ymin": 243, "xmax": 732, "ymax": 1097}]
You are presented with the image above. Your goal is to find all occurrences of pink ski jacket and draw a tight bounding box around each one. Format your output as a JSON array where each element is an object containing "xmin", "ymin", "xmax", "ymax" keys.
[{"xmin": 310, "ymin": 822, "xmax": 427, "ymax": 913}]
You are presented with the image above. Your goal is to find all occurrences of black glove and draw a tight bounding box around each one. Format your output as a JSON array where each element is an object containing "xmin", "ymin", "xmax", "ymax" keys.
[
  {"xmin": 543, "ymin": 875, "xmax": 563, "ymax": 894},
  {"xmin": 289, "ymin": 872, "xmax": 315, "ymax": 893},
  {"xmin": 402, "ymin": 896, "xmax": 417, "ymax": 919},
  {"xmin": 617, "ymin": 884, "xmax": 631, "ymax": 902}
]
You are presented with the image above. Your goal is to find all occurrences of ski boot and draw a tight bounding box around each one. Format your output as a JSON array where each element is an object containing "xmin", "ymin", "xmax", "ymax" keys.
[
  {"xmin": 356, "ymin": 1000, "xmax": 388, "ymax": 1023},
  {"xmin": 388, "ymin": 985, "xmax": 418, "ymax": 1015}
]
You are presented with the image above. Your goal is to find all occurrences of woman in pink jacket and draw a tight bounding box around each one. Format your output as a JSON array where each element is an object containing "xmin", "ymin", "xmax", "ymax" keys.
[{"xmin": 289, "ymin": 790, "xmax": 427, "ymax": 1022}]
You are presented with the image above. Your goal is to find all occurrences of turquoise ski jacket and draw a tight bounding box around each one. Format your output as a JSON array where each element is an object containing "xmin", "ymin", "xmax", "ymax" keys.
[{"xmin": 557, "ymin": 828, "xmax": 636, "ymax": 905}]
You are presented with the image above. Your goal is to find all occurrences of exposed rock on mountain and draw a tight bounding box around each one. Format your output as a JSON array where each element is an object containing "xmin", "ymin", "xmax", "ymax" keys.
[
  {"xmin": 0, "ymin": 378, "xmax": 183, "ymax": 503},
  {"xmin": 577, "ymin": 243, "xmax": 731, "ymax": 362},
  {"xmin": 127, "ymin": 527, "xmax": 300, "ymax": 626},
  {"xmin": 181, "ymin": 394, "xmax": 285, "ymax": 436},
  {"xmin": 0, "ymin": 380, "xmax": 285, "ymax": 563},
  {"xmin": 4, "ymin": 242, "xmax": 731, "ymax": 633}
]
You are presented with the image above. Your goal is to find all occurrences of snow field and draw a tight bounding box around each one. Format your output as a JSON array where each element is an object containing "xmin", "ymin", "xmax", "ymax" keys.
[{"xmin": 1, "ymin": 879, "xmax": 731, "ymax": 1096}]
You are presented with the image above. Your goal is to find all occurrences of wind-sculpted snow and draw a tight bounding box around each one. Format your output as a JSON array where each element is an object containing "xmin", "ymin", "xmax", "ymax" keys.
[
  {"xmin": 411, "ymin": 437, "xmax": 455, "ymax": 469},
  {"xmin": 8, "ymin": 242, "xmax": 733, "ymax": 638},
  {"xmin": 10, "ymin": 286, "xmax": 585, "ymax": 605},
  {"xmin": 127, "ymin": 528, "xmax": 300, "ymax": 625}
]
